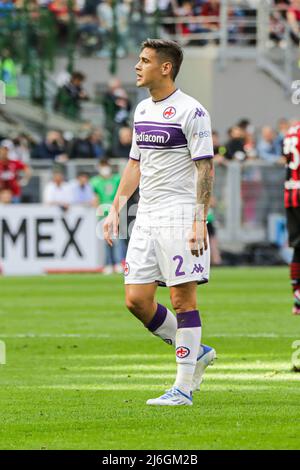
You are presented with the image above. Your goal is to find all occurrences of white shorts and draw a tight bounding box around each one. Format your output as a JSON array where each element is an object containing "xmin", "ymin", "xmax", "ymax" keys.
[{"xmin": 124, "ymin": 223, "xmax": 210, "ymax": 287}]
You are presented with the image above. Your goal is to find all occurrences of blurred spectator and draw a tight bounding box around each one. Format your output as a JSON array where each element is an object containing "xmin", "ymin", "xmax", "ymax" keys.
[
  {"xmin": 90, "ymin": 159, "xmax": 123, "ymax": 274},
  {"xmin": 0, "ymin": 140, "xmax": 31, "ymax": 203},
  {"xmin": 0, "ymin": 48, "xmax": 19, "ymax": 98},
  {"xmin": 0, "ymin": 188, "xmax": 13, "ymax": 204},
  {"xmin": 287, "ymin": 0, "xmax": 300, "ymax": 45},
  {"xmin": 54, "ymin": 71, "xmax": 89, "ymax": 120},
  {"xmin": 90, "ymin": 129, "xmax": 105, "ymax": 159},
  {"xmin": 102, "ymin": 77, "xmax": 131, "ymax": 152},
  {"xmin": 237, "ymin": 119, "xmax": 257, "ymax": 159},
  {"xmin": 212, "ymin": 130, "xmax": 227, "ymax": 165},
  {"xmin": 257, "ymin": 126, "xmax": 283, "ymax": 163},
  {"xmin": 274, "ymin": 118, "xmax": 290, "ymax": 155},
  {"xmin": 12, "ymin": 134, "xmax": 32, "ymax": 163},
  {"xmin": 112, "ymin": 126, "xmax": 132, "ymax": 158},
  {"xmin": 102, "ymin": 78, "xmax": 131, "ymax": 126},
  {"xmin": 48, "ymin": 0, "xmax": 80, "ymax": 41},
  {"xmin": 201, "ymin": 0, "xmax": 221, "ymax": 35},
  {"xmin": 32, "ymin": 131, "xmax": 68, "ymax": 161},
  {"xmin": 0, "ymin": 1, "xmax": 14, "ymax": 18},
  {"xmin": 69, "ymin": 170, "xmax": 96, "ymax": 206},
  {"xmin": 43, "ymin": 167, "xmax": 72, "ymax": 209},
  {"xmin": 69, "ymin": 129, "xmax": 97, "ymax": 159},
  {"xmin": 225, "ymin": 126, "xmax": 246, "ymax": 161},
  {"xmin": 96, "ymin": 0, "xmax": 130, "ymax": 58},
  {"xmin": 269, "ymin": 1, "xmax": 288, "ymax": 45}
]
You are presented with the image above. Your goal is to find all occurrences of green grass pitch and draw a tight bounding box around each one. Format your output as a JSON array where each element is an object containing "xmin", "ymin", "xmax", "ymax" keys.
[{"xmin": 0, "ymin": 267, "xmax": 300, "ymax": 450}]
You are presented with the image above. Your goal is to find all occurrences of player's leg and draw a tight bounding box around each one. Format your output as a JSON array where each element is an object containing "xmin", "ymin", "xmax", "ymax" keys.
[
  {"xmin": 286, "ymin": 207, "xmax": 300, "ymax": 315},
  {"xmin": 124, "ymin": 223, "xmax": 178, "ymax": 341},
  {"xmin": 291, "ymin": 248, "xmax": 300, "ymax": 315},
  {"xmin": 169, "ymin": 281, "xmax": 201, "ymax": 395},
  {"xmin": 146, "ymin": 281, "xmax": 200, "ymax": 406},
  {"xmin": 125, "ymin": 283, "xmax": 177, "ymax": 344}
]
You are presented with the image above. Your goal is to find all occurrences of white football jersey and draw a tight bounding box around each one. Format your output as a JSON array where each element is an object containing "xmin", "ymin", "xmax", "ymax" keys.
[{"xmin": 129, "ymin": 89, "xmax": 214, "ymax": 226}]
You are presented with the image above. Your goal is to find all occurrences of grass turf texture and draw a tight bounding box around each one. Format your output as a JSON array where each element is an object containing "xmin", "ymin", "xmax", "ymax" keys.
[{"xmin": 0, "ymin": 267, "xmax": 300, "ymax": 450}]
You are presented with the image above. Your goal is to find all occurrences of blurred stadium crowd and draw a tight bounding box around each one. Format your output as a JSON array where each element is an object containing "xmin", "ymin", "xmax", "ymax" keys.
[
  {"xmin": 0, "ymin": 1, "xmax": 299, "ymax": 56},
  {"xmin": 0, "ymin": 0, "xmax": 299, "ymax": 270},
  {"xmin": 0, "ymin": 94, "xmax": 295, "ymax": 204}
]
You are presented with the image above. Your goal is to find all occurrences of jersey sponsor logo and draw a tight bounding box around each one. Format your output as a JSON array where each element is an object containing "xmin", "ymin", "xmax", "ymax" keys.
[
  {"xmin": 193, "ymin": 130, "xmax": 211, "ymax": 139},
  {"xmin": 163, "ymin": 106, "xmax": 176, "ymax": 119},
  {"xmin": 134, "ymin": 123, "xmax": 187, "ymax": 148},
  {"xmin": 124, "ymin": 262, "xmax": 130, "ymax": 276},
  {"xmin": 136, "ymin": 129, "xmax": 171, "ymax": 144},
  {"xmin": 193, "ymin": 107, "xmax": 206, "ymax": 119},
  {"xmin": 191, "ymin": 263, "xmax": 204, "ymax": 274},
  {"xmin": 176, "ymin": 346, "xmax": 190, "ymax": 359}
]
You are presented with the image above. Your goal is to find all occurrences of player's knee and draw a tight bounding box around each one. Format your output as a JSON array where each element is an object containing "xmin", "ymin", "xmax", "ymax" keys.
[
  {"xmin": 125, "ymin": 294, "xmax": 146, "ymax": 315},
  {"xmin": 170, "ymin": 296, "xmax": 196, "ymax": 314}
]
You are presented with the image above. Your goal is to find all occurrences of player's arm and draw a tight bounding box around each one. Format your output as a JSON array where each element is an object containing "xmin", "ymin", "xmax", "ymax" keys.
[
  {"xmin": 103, "ymin": 158, "xmax": 140, "ymax": 246},
  {"xmin": 189, "ymin": 158, "xmax": 214, "ymax": 257},
  {"xmin": 287, "ymin": 10, "xmax": 300, "ymax": 36},
  {"xmin": 19, "ymin": 163, "xmax": 31, "ymax": 187}
]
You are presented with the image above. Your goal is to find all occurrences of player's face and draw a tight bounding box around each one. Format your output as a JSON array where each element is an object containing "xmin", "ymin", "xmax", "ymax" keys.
[{"xmin": 135, "ymin": 48, "xmax": 164, "ymax": 88}]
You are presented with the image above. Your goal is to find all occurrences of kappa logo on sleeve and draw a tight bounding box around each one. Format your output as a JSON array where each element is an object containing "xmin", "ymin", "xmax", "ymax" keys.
[
  {"xmin": 193, "ymin": 107, "xmax": 206, "ymax": 119},
  {"xmin": 163, "ymin": 106, "xmax": 176, "ymax": 119},
  {"xmin": 176, "ymin": 346, "xmax": 190, "ymax": 358}
]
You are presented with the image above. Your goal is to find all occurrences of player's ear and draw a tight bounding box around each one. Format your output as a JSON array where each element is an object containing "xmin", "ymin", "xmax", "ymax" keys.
[{"xmin": 161, "ymin": 61, "xmax": 172, "ymax": 76}]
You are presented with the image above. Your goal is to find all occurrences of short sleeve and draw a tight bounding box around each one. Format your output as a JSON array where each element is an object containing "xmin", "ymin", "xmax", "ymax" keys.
[
  {"xmin": 43, "ymin": 183, "xmax": 53, "ymax": 204},
  {"xmin": 16, "ymin": 161, "xmax": 26, "ymax": 171},
  {"xmin": 129, "ymin": 126, "xmax": 141, "ymax": 161},
  {"xmin": 184, "ymin": 107, "xmax": 214, "ymax": 161}
]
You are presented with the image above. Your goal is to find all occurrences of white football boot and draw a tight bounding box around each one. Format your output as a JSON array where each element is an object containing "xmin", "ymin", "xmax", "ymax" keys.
[
  {"xmin": 192, "ymin": 344, "xmax": 216, "ymax": 392},
  {"xmin": 146, "ymin": 387, "xmax": 193, "ymax": 406}
]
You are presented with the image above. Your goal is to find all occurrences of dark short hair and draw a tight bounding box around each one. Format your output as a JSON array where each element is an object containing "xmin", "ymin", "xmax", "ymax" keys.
[
  {"xmin": 77, "ymin": 170, "xmax": 89, "ymax": 178},
  {"xmin": 99, "ymin": 159, "xmax": 110, "ymax": 166},
  {"xmin": 72, "ymin": 71, "xmax": 85, "ymax": 81},
  {"xmin": 141, "ymin": 38, "xmax": 183, "ymax": 80}
]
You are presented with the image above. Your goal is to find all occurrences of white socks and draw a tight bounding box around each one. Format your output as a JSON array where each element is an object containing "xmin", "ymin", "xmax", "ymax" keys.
[
  {"xmin": 147, "ymin": 306, "xmax": 202, "ymax": 394},
  {"xmin": 174, "ymin": 311, "xmax": 202, "ymax": 394},
  {"xmin": 147, "ymin": 304, "xmax": 177, "ymax": 346}
]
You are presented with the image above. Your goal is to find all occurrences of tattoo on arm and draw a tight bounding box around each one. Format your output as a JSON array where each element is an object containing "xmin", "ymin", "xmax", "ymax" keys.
[{"xmin": 195, "ymin": 159, "xmax": 214, "ymax": 220}]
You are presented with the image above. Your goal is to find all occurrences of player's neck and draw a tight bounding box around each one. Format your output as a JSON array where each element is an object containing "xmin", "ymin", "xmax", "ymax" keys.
[{"xmin": 149, "ymin": 83, "xmax": 177, "ymax": 103}]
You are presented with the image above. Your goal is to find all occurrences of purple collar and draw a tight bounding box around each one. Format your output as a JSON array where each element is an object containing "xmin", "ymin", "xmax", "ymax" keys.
[{"xmin": 152, "ymin": 88, "xmax": 179, "ymax": 103}]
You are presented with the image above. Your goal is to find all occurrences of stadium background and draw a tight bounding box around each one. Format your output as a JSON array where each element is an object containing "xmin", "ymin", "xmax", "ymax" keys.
[{"xmin": 1, "ymin": 0, "xmax": 300, "ymax": 450}]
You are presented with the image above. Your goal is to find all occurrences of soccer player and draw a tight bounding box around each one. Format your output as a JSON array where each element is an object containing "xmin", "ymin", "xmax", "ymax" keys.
[
  {"xmin": 283, "ymin": 122, "xmax": 300, "ymax": 315},
  {"xmin": 103, "ymin": 39, "xmax": 216, "ymax": 406}
]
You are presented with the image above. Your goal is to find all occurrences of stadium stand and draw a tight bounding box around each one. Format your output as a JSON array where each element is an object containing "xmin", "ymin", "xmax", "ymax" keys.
[{"xmin": 0, "ymin": 0, "xmax": 299, "ymax": 263}]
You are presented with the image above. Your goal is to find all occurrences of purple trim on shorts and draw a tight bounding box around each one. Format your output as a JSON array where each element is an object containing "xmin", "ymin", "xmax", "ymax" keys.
[
  {"xmin": 147, "ymin": 304, "xmax": 167, "ymax": 332},
  {"xmin": 152, "ymin": 88, "xmax": 179, "ymax": 103},
  {"xmin": 192, "ymin": 155, "xmax": 214, "ymax": 161},
  {"xmin": 177, "ymin": 310, "xmax": 201, "ymax": 328},
  {"xmin": 129, "ymin": 156, "xmax": 140, "ymax": 161}
]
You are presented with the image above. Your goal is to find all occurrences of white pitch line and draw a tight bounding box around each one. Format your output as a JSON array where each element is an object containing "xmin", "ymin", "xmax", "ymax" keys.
[
  {"xmin": 0, "ymin": 333, "xmax": 110, "ymax": 339},
  {"xmin": 0, "ymin": 333, "xmax": 299, "ymax": 339},
  {"xmin": 14, "ymin": 374, "xmax": 300, "ymax": 392},
  {"xmin": 69, "ymin": 362, "xmax": 292, "ymax": 372},
  {"xmin": 49, "ymin": 372, "xmax": 300, "ymax": 381}
]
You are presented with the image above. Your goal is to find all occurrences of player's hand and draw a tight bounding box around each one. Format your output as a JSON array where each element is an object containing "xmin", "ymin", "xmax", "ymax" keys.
[
  {"xmin": 103, "ymin": 208, "xmax": 119, "ymax": 247},
  {"xmin": 188, "ymin": 221, "xmax": 208, "ymax": 257}
]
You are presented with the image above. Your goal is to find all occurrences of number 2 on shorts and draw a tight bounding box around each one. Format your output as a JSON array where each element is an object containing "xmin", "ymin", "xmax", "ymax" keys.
[{"xmin": 173, "ymin": 255, "xmax": 186, "ymax": 277}]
